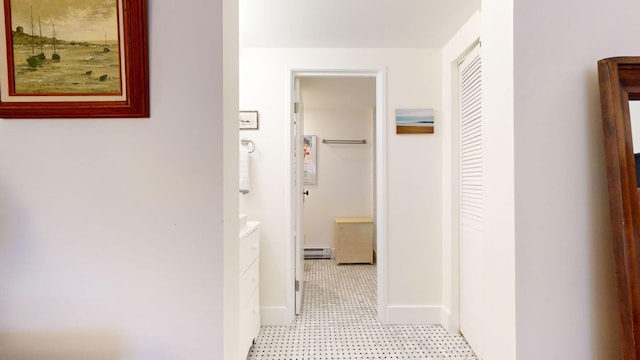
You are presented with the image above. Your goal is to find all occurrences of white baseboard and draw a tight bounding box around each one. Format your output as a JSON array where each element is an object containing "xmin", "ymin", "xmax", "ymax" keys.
[
  {"xmin": 440, "ymin": 307, "xmax": 462, "ymax": 334},
  {"xmin": 263, "ymin": 305, "xmax": 450, "ymax": 327},
  {"xmin": 386, "ymin": 305, "xmax": 446, "ymax": 325},
  {"xmin": 440, "ymin": 307, "xmax": 451, "ymax": 330},
  {"xmin": 260, "ymin": 306, "xmax": 290, "ymax": 326}
]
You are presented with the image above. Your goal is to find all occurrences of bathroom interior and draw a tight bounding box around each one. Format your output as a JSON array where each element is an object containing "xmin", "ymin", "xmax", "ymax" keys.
[{"xmin": 237, "ymin": 75, "xmax": 381, "ymax": 353}]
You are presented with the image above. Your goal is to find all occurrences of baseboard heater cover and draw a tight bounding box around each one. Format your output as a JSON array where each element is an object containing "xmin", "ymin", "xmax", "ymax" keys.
[{"xmin": 304, "ymin": 247, "xmax": 331, "ymax": 259}]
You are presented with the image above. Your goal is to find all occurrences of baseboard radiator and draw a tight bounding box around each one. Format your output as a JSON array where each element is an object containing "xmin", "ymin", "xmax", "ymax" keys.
[{"xmin": 304, "ymin": 247, "xmax": 331, "ymax": 259}]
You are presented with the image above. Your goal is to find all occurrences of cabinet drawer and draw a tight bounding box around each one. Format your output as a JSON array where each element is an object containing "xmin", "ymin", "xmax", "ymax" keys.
[
  {"xmin": 240, "ymin": 227, "xmax": 259, "ymax": 272},
  {"xmin": 246, "ymin": 290, "xmax": 261, "ymax": 339},
  {"xmin": 239, "ymin": 291, "xmax": 261, "ymax": 354},
  {"xmin": 239, "ymin": 259, "xmax": 259, "ymax": 308}
]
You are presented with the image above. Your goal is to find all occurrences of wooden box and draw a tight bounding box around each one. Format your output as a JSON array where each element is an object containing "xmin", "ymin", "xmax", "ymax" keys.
[{"xmin": 334, "ymin": 217, "xmax": 373, "ymax": 264}]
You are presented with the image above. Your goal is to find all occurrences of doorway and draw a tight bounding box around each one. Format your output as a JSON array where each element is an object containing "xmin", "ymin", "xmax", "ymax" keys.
[
  {"xmin": 299, "ymin": 76, "xmax": 376, "ymax": 310},
  {"xmin": 289, "ymin": 69, "xmax": 388, "ymax": 322}
]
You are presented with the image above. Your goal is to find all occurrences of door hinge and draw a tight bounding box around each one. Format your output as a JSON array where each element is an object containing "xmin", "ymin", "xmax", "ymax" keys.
[
  {"xmin": 294, "ymin": 102, "xmax": 300, "ymax": 114},
  {"xmin": 295, "ymin": 280, "xmax": 300, "ymax": 291}
]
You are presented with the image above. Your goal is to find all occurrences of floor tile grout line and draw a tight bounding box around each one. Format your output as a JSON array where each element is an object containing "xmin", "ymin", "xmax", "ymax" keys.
[{"xmin": 248, "ymin": 259, "xmax": 477, "ymax": 359}]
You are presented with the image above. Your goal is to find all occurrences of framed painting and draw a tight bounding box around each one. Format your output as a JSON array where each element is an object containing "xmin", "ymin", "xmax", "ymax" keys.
[
  {"xmin": 0, "ymin": 0, "xmax": 148, "ymax": 118},
  {"xmin": 303, "ymin": 135, "xmax": 317, "ymax": 185},
  {"xmin": 396, "ymin": 108, "xmax": 435, "ymax": 134},
  {"xmin": 239, "ymin": 111, "xmax": 259, "ymax": 130}
]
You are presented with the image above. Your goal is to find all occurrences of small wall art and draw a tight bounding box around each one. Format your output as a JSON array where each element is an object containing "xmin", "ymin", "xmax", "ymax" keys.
[
  {"xmin": 396, "ymin": 108, "xmax": 434, "ymax": 134},
  {"xmin": 239, "ymin": 111, "xmax": 259, "ymax": 130},
  {"xmin": 303, "ymin": 135, "xmax": 317, "ymax": 185}
]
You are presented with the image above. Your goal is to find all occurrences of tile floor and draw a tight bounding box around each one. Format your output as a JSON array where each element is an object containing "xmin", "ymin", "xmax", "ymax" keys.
[{"xmin": 247, "ymin": 259, "xmax": 478, "ymax": 360}]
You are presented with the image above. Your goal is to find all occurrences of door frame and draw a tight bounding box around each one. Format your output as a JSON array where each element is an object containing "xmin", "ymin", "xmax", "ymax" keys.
[{"xmin": 286, "ymin": 67, "xmax": 388, "ymax": 323}]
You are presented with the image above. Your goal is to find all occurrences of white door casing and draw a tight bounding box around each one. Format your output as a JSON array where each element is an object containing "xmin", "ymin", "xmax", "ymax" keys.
[{"xmin": 288, "ymin": 68, "xmax": 388, "ymax": 323}]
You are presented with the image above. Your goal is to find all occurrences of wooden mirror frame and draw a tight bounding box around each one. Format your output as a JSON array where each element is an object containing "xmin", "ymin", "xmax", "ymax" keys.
[{"xmin": 599, "ymin": 56, "xmax": 640, "ymax": 359}]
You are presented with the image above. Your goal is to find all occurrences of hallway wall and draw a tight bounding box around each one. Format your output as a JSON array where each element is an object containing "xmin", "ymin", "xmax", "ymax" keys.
[
  {"xmin": 440, "ymin": 9, "xmax": 481, "ymax": 340},
  {"xmin": 441, "ymin": 9, "xmax": 518, "ymax": 358},
  {"xmin": 239, "ymin": 48, "xmax": 443, "ymax": 325},
  {"xmin": 443, "ymin": 0, "xmax": 640, "ymax": 359},
  {"xmin": 442, "ymin": 6, "xmax": 630, "ymax": 359},
  {"xmin": 0, "ymin": 1, "xmax": 238, "ymax": 359},
  {"xmin": 512, "ymin": 0, "xmax": 640, "ymax": 358},
  {"xmin": 474, "ymin": 2, "xmax": 518, "ymax": 358}
]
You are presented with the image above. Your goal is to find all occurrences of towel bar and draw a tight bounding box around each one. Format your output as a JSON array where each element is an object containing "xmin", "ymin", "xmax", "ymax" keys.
[
  {"xmin": 241, "ymin": 138, "xmax": 255, "ymax": 153},
  {"xmin": 321, "ymin": 139, "xmax": 367, "ymax": 144}
]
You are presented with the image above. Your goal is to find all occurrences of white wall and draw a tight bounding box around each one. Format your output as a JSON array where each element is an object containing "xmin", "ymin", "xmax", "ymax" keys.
[
  {"xmin": 0, "ymin": 1, "xmax": 238, "ymax": 359},
  {"xmin": 223, "ymin": 0, "xmax": 241, "ymax": 359},
  {"xmin": 476, "ymin": 1, "xmax": 518, "ymax": 359},
  {"xmin": 240, "ymin": 48, "xmax": 443, "ymax": 324},
  {"xmin": 440, "ymin": 11, "xmax": 481, "ymax": 333},
  {"xmin": 443, "ymin": 4, "xmax": 631, "ymax": 359},
  {"xmin": 441, "ymin": 5, "xmax": 518, "ymax": 358},
  {"xmin": 301, "ymin": 77, "xmax": 375, "ymax": 251},
  {"xmin": 441, "ymin": 9, "xmax": 519, "ymax": 358},
  {"xmin": 512, "ymin": 0, "xmax": 640, "ymax": 358}
]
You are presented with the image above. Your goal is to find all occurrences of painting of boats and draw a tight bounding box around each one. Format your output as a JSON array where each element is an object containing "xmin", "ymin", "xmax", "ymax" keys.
[{"xmin": 7, "ymin": 0, "xmax": 121, "ymax": 95}]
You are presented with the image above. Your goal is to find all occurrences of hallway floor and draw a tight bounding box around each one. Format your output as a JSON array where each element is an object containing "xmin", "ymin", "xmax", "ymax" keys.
[{"xmin": 247, "ymin": 259, "xmax": 477, "ymax": 359}]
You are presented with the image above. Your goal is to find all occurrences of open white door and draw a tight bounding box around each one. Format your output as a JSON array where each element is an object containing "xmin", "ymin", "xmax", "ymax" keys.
[{"xmin": 293, "ymin": 77, "xmax": 305, "ymax": 315}]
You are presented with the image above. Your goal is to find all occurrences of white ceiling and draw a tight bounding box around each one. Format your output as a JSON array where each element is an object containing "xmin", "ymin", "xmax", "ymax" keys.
[{"xmin": 240, "ymin": 0, "xmax": 480, "ymax": 48}]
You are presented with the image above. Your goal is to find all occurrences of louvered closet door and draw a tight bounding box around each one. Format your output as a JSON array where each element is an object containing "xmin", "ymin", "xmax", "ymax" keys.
[{"xmin": 458, "ymin": 44, "xmax": 484, "ymax": 355}]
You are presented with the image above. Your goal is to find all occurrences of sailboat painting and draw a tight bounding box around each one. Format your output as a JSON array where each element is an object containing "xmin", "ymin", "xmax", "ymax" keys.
[
  {"xmin": 4, "ymin": 0, "xmax": 122, "ymax": 95},
  {"xmin": 396, "ymin": 108, "xmax": 435, "ymax": 134}
]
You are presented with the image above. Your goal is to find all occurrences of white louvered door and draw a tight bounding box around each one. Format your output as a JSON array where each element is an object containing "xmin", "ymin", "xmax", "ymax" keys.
[
  {"xmin": 458, "ymin": 44, "xmax": 483, "ymax": 354},
  {"xmin": 460, "ymin": 47, "xmax": 483, "ymax": 231}
]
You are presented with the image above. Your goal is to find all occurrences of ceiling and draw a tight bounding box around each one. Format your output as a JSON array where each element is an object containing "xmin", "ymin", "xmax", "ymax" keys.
[{"xmin": 239, "ymin": 0, "xmax": 480, "ymax": 48}]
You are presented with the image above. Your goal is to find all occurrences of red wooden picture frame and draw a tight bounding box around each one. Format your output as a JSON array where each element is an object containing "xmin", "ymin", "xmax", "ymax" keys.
[
  {"xmin": 599, "ymin": 57, "xmax": 640, "ymax": 360},
  {"xmin": 0, "ymin": 0, "xmax": 148, "ymax": 118}
]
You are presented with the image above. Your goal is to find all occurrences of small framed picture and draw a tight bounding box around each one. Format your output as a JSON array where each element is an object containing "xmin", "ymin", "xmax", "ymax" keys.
[
  {"xmin": 303, "ymin": 135, "xmax": 317, "ymax": 185},
  {"xmin": 396, "ymin": 108, "xmax": 434, "ymax": 134},
  {"xmin": 240, "ymin": 111, "xmax": 259, "ymax": 130}
]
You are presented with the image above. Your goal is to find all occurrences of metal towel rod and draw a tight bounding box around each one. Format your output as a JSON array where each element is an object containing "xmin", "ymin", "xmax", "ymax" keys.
[
  {"xmin": 241, "ymin": 138, "xmax": 255, "ymax": 153},
  {"xmin": 321, "ymin": 139, "xmax": 367, "ymax": 144}
]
